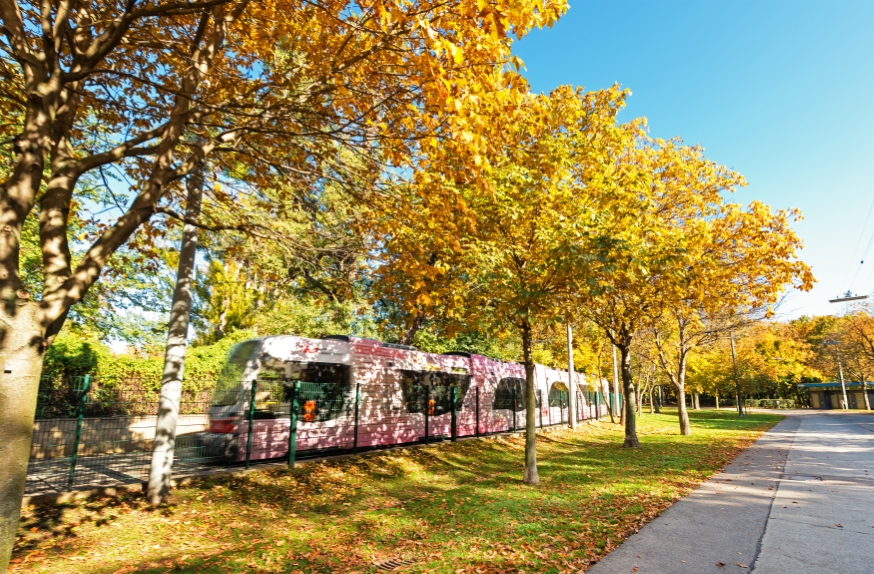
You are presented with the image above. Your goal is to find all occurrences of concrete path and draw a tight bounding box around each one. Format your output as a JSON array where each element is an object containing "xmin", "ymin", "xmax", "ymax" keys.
[{"xmin": 587, "ymin": 411, "xmax": 874, "ymax": 574}]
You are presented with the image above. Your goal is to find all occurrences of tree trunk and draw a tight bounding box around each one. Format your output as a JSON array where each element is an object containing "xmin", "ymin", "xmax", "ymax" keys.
[
  {"xmin": 566, "ymin": 323, "xmax": 577, "ymax": 429},
  {"xmin": 521, "ymin": 322, "xmax": 539, "ymax": 485},
  {"xmin": 635, "ymin": 370, "xmax": 643, "ymax": 416},
  {"xmin": 715, "ymin": 394, "xmax": 720, "ymax": 410},
  {"xmin": 618, "ymin": 345, "xmax": 640, "ymax": 447},
  {"xmin": 0, "ymin": 300, "xmax": 47, "ymax": 570},
  {"xmin": 648, "ymin": 383, "xmax": 655, "ymax": 414},
  {"xmin": 676, "ymin": 386, "xmax": 691, "ymax": 435},
  {"xmin": 692, "ymin": 391, "xmax": 700, "ymax": 410},
  {"xmin": 147, "ymin": 166, "xmax": 203, "ymax": 504},
  {"xmin": 612, "ymin": 343, "xmax": 620, "ymax": 422},
  {"xmin": 400, "ymin": 314, "xmax": 424, "ymax": 346},
  {"xmin": 655, "ymin": 386, "xmax": 662, "ymax": 413}
]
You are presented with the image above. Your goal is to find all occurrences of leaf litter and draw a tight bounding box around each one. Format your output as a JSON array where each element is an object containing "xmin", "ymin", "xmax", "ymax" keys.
[{"xmin": 12, "ymin": 409, "xmax": 782, "ymax": 573}]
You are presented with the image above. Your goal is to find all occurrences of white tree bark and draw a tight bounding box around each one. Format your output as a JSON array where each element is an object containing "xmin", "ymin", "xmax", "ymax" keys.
[
  {"xmin": 0, "ymin": 301, "xmax": 45, "ymax": 571},
  {"xmin": 147, "ymin": 165, "xmax": 203, "ymax": 504}
]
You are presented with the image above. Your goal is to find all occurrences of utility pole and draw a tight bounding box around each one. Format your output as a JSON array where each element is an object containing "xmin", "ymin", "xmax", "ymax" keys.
[
  {"xmin": 837, "ymin": 349, "xmax": 848, "ymax": 410},
  {"xmin": 612, "ymin": 343, "xmax": 620, "ymax": 418},
  {"xmin": 147, "ymin": 162, "xmax": 203, "ymax": 504},
  {"xmin": 566, "ymin": 323, "xmax": 577, "ymax": 429},
  {"xmin": 729, "ymin": 330, "xmax": 744, "ymax": 418}
]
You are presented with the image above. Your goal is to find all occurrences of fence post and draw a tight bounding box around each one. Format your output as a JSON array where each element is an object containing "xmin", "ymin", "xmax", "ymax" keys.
[
  {"xmin": 538, "ymin": 389, "xmax": 543, "ymax": 429},
  {"xmin": 450, "ymin": 386, "xmax": 457, "ymax": 442},
  {"xmin": 475, "ymin": 386, "xmax": 480, "ymax": 437},
  {"xmin": 246, "ymin": 380, "xmax": 256, "ymax": 470},
  {"xmin": 548, "ymin": 388, "xmax": 552, "ymax": 426},
  {"xmin": 511, "ymin": 383, "xmax": 517, "ymax": 432},
  {"xmin": 424, "ymin": 385, "xmax": 430, "ymax": 442},
  {"xmin": 67, "ymin": 375, "xmax": 91, "ymax": 491},
  {"xmin": 353, "ymin": 383, "xmax": 360, "ymax": 454},
  {"xmin": 288, "ymin": 380, "xmax": 299, "ymax": 469}
]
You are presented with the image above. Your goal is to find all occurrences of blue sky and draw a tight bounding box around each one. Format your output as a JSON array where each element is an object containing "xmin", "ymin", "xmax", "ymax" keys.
[{"xmin": 514, "ymin": 0, "xmax": 874, "ymax": 319}]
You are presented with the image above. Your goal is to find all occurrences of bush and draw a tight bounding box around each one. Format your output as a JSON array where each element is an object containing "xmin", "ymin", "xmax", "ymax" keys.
[
  {"xmin": 743, "ymin": 398, "xmax": 796, "ymax": 409},
  {"xmin": 38, "ymin": 330, "xmax": 260, "ymax": 418}
]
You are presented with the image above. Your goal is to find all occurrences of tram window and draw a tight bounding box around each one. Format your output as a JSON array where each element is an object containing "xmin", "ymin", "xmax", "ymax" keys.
[
  {"xmin": 400, "ymin": 370, "xmax": 472, "ymax": 414},
  {"xmin": 212, "ymin": 340, "xmax": 259, "ymax": 406},
  {"xmin": 493, "ymin": 378, "xmax": 525, "ymax": 412},
  {"xmin": 288, "ymin": 362, "xmax": 352, "ymax": 422},
  {"xmin": 250, "ymin": 360, "xmax": 352, "ymax": 422},
  {"xmin": 548, "ymin": 382, "xmax": 569, "ymax": 407}
]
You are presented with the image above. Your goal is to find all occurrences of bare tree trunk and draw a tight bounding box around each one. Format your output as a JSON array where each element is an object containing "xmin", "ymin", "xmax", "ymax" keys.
[
  {"xmin": 521, "ymin": 322, "xmax": 539, "ymax": 485},
  {"xmin": 0, "ymin": 301, "xmax": 46, "ymax": 570},
  {"xmin": 400, "ymin": 314, "xmax": 424, "ymax": 346},
  {"xmin": 692, "ymin": 391, "xmax": 700, "ymax": 410},
  {"xmin": 635, "ymin": 368, "xmax": 643, "ymax": 416},
  {"xmin": 566, "ymin": 323, "xmax": 577, "ymax": 429},
  {"xmin": 676, "ymin": 386, "xmax": 691, "ymax": 435},
  {"xmin": 648, "ymin": 383, "xmax": 655, "ymax": 414},
  {"xmin": 147, "ymin": 166, "xmax": 203, "ymax": 504},
  {"xmin": 715, "ymin": 394, "xmax": 720, "ymax": 410},
  {"xmin": 655, "ymin": 386, "xmax": 662, "ymax": 413},
  {"xmin": 619, "ymin": 345, "xmax": 640, "ymax": 447}
]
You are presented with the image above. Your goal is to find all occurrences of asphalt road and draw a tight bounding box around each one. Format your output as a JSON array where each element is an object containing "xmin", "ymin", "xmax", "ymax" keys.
[{"xmin": 587, "ymin": 410, "xmax": 874, "ymax": 574}]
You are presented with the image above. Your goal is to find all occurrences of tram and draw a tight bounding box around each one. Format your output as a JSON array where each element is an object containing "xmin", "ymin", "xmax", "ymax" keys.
[{"xmin": 198, "ymin": 335, "xmax": 602, "ymax": 461}]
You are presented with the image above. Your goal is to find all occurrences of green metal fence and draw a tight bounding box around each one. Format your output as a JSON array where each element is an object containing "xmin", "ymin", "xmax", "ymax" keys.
[{"xmin": 26, "ymin": 377, "xmax": 609, "ymax": 496}]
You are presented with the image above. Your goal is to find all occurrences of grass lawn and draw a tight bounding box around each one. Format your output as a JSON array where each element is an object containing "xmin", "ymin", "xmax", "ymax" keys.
[{"xmin": 12, "ymin": 409, "xmax": 783, "ymax": 574}]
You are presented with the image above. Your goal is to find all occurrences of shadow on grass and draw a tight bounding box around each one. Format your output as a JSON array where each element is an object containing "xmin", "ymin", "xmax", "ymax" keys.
[{"xmin": 14, "ymin": 412, "xmax": 783, "ymax": 574}]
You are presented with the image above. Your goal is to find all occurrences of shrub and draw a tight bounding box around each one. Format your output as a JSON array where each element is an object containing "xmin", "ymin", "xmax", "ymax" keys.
[{"xmin": 743, "ymin": 398, "xmax": 796, "ymax": 409}]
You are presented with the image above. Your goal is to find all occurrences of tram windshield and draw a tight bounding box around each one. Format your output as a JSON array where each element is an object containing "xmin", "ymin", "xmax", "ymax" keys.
[{"xmin": 212, "ymin": 340, "xmax": 259, "ymax": 406}]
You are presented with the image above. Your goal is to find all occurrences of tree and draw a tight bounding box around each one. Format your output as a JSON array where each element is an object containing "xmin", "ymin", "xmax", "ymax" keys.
[
  {"xmin": 689, "ymin": 322, "xmax": 819, "ymax": 406},
  {"xmin": 573, "ymin": 134, "xmax": 739, "ymax": 445},
  {"xmin": 0, "ymin": 0, "xmax": 569, "ymax": 564},
  {"xmin": 579, "ymin": 130, "xmax": 813, "ymax": 440},
  {"xmin": 836, "ymin": 307, "xmax": 874, "ymax": 410},
  {"xmin": 366, "ymin": 86, "xmax": 628, "ymax": 483},
  {"xmin": 147, "ymin": 165, "xmax": 203, "ymax": 503}
]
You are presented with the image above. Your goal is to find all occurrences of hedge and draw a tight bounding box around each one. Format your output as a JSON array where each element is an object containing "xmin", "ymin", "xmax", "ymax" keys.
[
  {"xmin": 743, "ymin": 398, "xmax": 797, "ymax": 409},
  {"xmin": 41, "ymin": 330, "xmax": 256, "ymax": 394}
]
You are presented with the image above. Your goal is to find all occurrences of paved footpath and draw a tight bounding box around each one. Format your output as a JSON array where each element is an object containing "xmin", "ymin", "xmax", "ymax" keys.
[{"xmin": 587, "ymin": 411, "xmax": 874, "ymax": 574}]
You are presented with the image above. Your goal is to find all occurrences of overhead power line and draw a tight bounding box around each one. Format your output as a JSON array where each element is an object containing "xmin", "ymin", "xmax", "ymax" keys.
[{"xmin": 843, "ymin": 196, "xmax": 874, "ymax": 290}]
